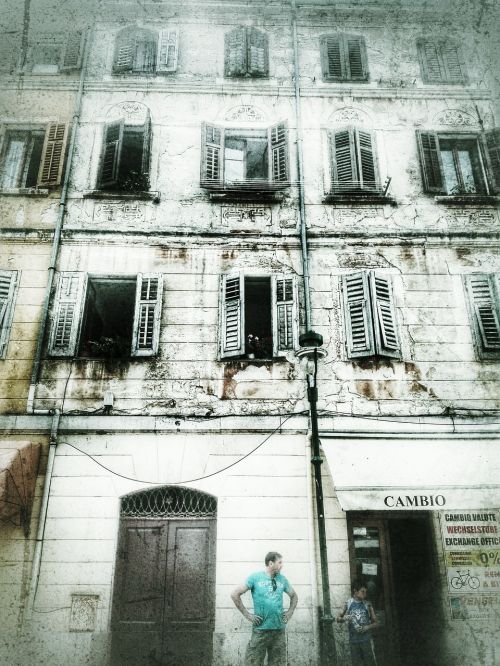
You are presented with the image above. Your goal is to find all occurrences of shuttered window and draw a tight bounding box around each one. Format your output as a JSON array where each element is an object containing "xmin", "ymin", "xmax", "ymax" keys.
[
  {"xmin": 48, "ymin": 272, "xmax": 86, "ymax": 357},
  {"xmin": 0, "ymin": 271, "xmax": 19, "ymax": 358},
  {"xmin": 320, "ymin": 34, "xmax": 368, "ymax": 82},
  {"xmin": 484, "ymin": 129, "xmax": 500, "ymax": 194},
  {"xmin": 97, "ymin": 118, "xmax": 151, "ymax": 191},
  {"xmin": 464, "ymin": 274, "xmax": 500, "ymax": 359},
  {"xmin": 329, "ymin": 127, "xmax": 379, "ymax": 192},
  {"xmin": 27, "ymin": 32, "xmax": 84, "ymax": 73},
  {"xmin": 113, "ymin": 27, "xmax": 179, "ymax": 74},
  {"xmin": 224, "ymin": 26, "xmax": 269, "ymax": 78},
  {"xmin": 417, "ymin": 39, "xmax": 466, "ymax": 84},
  {"xmin": 131, "ymin": 274, "xmax": 163, "ymax": 357},
  {"xmin": 341, "ymin": 271, "xmax": 400, "ymax": 360},
  {"xmin": 220, "ymin": 274, "xmax": 298, "ymax": 360}
]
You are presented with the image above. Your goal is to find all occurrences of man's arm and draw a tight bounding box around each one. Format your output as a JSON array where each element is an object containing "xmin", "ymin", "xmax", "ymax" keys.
[
  {"xmin": 230, "ymin": 584, "xmax": 262, "ymax": 626},
  {"xmin": 283, "ymin": 586, "xmax": 298, "ymax": 623}
]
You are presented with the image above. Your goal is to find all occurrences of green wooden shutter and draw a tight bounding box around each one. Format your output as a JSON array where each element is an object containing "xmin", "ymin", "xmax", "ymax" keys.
[
  {"xmin": 201, "ymin": 124, "xmax": 223, "ymax": 186},
  {"xmin": 0, "ymin": 271, "xmax": 18, "ymax": 358},
  {"xmin": 416, "ymin": 131, "xmax": 443, "ymax": 193},
  {"xmin": 131, "ymin": 274, "xmax": 163, "ymax": 357},
  {"xmin": 269, "ymin": 122, "xmax": 289, "ymax": 184},
  {"xmin": 466, "ymin": 275, "xmax": 500, "ymax": 353},
  {"xmin": 356, "ymin": 129, "xmax": 377, "ymax": 190},
  {"xmin": 440, "ymin": 41, "xmax": 465, "ymax": 83},
  {"xmin": 346, "ymin": 36, "xmax": 367, "ymax": 81},
  {"xmin": 247, "ymin": 27, "xmax": 268, "ymax": 77},
  {"xmin": 220, "ymin": 274, "xmax": 245, "ymax": 358},
  {"xmin": 342, "ymin": 272, "xmax": 375, "ymax": 358},
  {"xmin": 484, "ymin": 129, "xmax": 500, "ymax": 194},
  {"xmin": 321, "ymin": 35, "xmax": 343, "ymax": 80},
  {"xmin": 224, "ymin": 27, "xmax": 247, "ymax": 77},
  {"xmin": 272, "ymin": 275, "xmax": 297, "ymax": 356},
  {"xmin": 49, "ymin": 272, "xmax": 86, "ymax": 356},
  {"xmin": 157, "ymin": 28, "xmax": 179, "ymax": 73},
  {"xmin": 113, "ymin": 29, "xmax": 135, "ymax": 73},
  {"xmin": 98, "ymin": 120, "xmax": 124, "ymax": 188},
  {"xmin": 418, "ymin": 39, "xmax": 444, "ymax": 83},
  {"xmin": 329, "ymin": 128, "xmax": 357, "ymax": 191},
  {"xmin": 370, "ymin": 273, "xmax": 400, "ymax": 358},
  {"xmin": 61, "ymin": 31, "xmax": 84, "ymax": 71},
  {"xmin": 37, "ymin": 123, "xmax": 68, "ymax": 187},
  {"xmin": 141, "ymin": 114, "xmax": 152, "ymax": 184}
]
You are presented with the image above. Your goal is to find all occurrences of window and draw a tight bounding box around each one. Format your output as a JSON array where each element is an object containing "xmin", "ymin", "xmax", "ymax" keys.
[
  {"xmin": 220, "ymin": 274, "xmax": 297, "ymax": 359},
  {"xmin": 464, "ymin": 274, "xmax": 500, "ymax": 359},
  {"xmin": 416, "ymin": 131, "xmax": 500, "ymax": 196},
  {"xmin": 113, "ymin": 27, "xmax": 178, "ymax": 74},
  {"xmin": 320, "ymin": 34, "xmax": 368, "ymax": 82},
  {"xmin": 0, "ymin": 123, "xmax": 68, "ymax": 189},
  {"xmin": 48, "ymin": 273, "xmax": 162, "ymax": 358},
  {"xmin": 341, "ymin": 271, "xmax": 400, "ymax": 360},
  {"xmin": 329, "ymin": 127, "xmax": 381, "ymax": 193},
  {"xmin": 417, "ymin": 39, "xmax": 466, "ymax": 84},
  {"xmin": 0, "ymin": 271, "xmax": 19, "ymax": 358},
  {"xmin": 224, "ymin": 26, "xmax": 269, "ymax": 78},
  {"xmin": 97, "ymin": 118, "xmax": 151, "ymax": 191},
  {"xmin": 27, "ymin": 32, "xmax": 84, "ymax": 74},
  {"xmin": 201, "ymin": 123, "xmax": 289, "ymax": 189}
]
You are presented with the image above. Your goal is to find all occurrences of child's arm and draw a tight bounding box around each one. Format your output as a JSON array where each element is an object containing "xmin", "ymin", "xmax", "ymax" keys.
[{"xmin": 336, "ymin": 602, "xmax": 349, "ymax": 622}]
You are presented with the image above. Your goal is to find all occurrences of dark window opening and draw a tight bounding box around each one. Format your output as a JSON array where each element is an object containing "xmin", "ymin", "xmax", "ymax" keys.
[
  {"xmin": 1, "ymin": 131, "xmax": 45, "ymax": 188},
  {"xmin": 439, "ymin": 138, "xmax": 486, "ymax": 195},
  {"xmin": 78, "ymin": 278, "xmax": 136, "ymax": 358},
  {"xmin": 244, "ymin": 277, "xmax": 272, "ymax": 358},
  {"xmin": 224, "ymin": 130, "xmax": 268, "ymax": 184},
  {"xmin": 119, "ymin": 128, "xmax": 148, "ymax": 191}
]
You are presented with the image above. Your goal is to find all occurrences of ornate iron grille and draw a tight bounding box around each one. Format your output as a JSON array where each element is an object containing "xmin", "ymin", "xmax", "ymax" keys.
[{"xmin": 120, "ymin": 487, "xmax": 217, "ymax": 518}]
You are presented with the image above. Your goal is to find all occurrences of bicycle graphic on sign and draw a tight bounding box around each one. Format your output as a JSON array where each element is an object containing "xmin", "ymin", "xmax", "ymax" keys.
[{"xmin": 450, "ymin": 570, "xmax": 480, "ymax": 590}]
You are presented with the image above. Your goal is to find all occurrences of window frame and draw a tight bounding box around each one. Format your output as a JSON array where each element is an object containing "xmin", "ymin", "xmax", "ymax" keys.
[
  {"xmin": 0, "ymin": 270, "xmax": 19, "ymax": 359},
  {"xmin": 320, "ymin": 33, "xmax": 369, "ymax": 83},
  {"xmin": 417, "ymin": 38, "xmax": 467, "ymax": 85},
  {"xmin": 328, "ymin": 126, "xmax": 381, "ymax": 194},
  {"xmin": 26, "ymin": 31, "xmax": 85, "ymax": 74},
  {"xmin": 112, "ymin": 26, "xmax": 179, "ymax": 75},
  {"xmin": 463, "ymin": 274, "xmax": 500, "ymax": 360},
  {"xmin": 224, "ymin": 26, "xmax": 269, "ymax": 78}
]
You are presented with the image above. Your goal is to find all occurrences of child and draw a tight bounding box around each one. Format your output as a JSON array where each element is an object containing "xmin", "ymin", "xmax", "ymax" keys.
[{"xmin": 336, "ymin": 579, "xmax": 378, "ymax": 666}]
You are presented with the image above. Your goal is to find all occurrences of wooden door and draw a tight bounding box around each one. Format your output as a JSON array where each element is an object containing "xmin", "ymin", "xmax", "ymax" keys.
[{"xmin": 111, "ymin": 517, "xmax": 216, "ymax": 666}]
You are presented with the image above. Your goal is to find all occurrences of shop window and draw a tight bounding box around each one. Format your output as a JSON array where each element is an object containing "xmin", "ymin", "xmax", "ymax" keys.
[
  {"xmin": 320, "ymin": 34, "xmax": 368, "ymax": 82},
  {"xmin": 224, "ymin": 26, "xmax": 269, "ymax": 78},
  {"xmin": 0, "ymin": 271, "xmax": 19, "ymax": 358},
  {"xmin": 113, "ymin": 26, "xmax": 178, "ymax": 74},
  {"xmin": 48, "ymin": 273, "xmax": 162, "ymax": 358},
  {"xmin": 97, "ymin": 118, "xmax": 151, "ymax": 192},
  {"xmin": 341, "ymin": 271, "xmax": 401, "ymax": 360},
  {"xmin": 464, "ymin": 274, "xmax": 500, "ymax": 359},
  {"xmin": 201, "ymin": 123, "xmax": 289, "ymax": 191},
  {"xmin": 328, "ymin": 127, "xmax": 384, "ymax": 194},
  {"xmin": 220, "ymin": 274, "xmax": 297, "ymax": 359},
  {"xmin": 416, "ymin": 131, "xmax": 500, "ymax": 196},
  {"xmin": 0, "ymin": 124, "xmax": 68, "ymax": 190},
  {"xmin": 26, "ymin": 32, "xmax": 84, "ymax": 74},
  {"xmin": 417, "ymin": 39, "xmax": 466, "ymax": 84}
]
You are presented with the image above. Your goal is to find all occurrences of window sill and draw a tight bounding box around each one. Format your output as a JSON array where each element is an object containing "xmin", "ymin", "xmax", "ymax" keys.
[
  {"xmin": 83, "ymin": 190, "xmax": 160, "ymax": 203},
  {"xmin": 0, "ymin": 187, "xmax": 50, "ymax": 197},
  {"xmin": 434, "ymin": 195, "xmax": 500, "ymax": 205},
  {"xmin": 323, "ymin": 192, "xmax": 396, "ymax": 206},
  {"xmin": 203, "ymin": 185, "xmax": 287, "ymax": 203},
  {"xmin": 220, "ymin": 356, "xmax": 289, "ymax": 364}
]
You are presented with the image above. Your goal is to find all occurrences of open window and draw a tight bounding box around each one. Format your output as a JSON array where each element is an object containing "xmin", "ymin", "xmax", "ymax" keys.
[
  {"xmin": 464, "ymin": 274, "xmax": 500, "ymax": 359},
  {"xmin": 220, "ymin": 274, "xmax": 298, "ymax": 360},
  {"xmin": 416, "ymin": 131, "xmax": 499, "ymax": 196},
  {"xmin": 417, "ymin": 39, "xmax": 467, "ymax": 85},
  {"xmin": 201, "ymin": 122, "xmax": 289, "ymax": 191},
  {"xmin": 341, "ymin": 271, "xmax": 401, "ymax": 360},
  {"xmin": 97, "ymin": 117, "xmax": 151, "ymax": 192},
  {"xmin": 0, "ymin": 123, "xmax": 69, "ymax": 190},
  {"xmin": 48, "ymin": 273, "xmax": 163, "ymax": 358},
  {"xmin": 328, "ymin": 127, "xmax": 386, "ymax": 194},
  {"xmin": 224, "ymin": 26, "xmax": 269, "ymax": 78},
  {"xmin": 113, "ymin": 27, "xmax": 179, "ymax": 74},
  {"xmin": 320, "ymin": 34, "xmax": 368, "ymax": 82},
  {"xmin": 0, "ymin": 271, "xmax": 19, "ymax": 358},
  {"xmin": 26, "ymin": 32, "xmax": 84, "ymax": 74}
]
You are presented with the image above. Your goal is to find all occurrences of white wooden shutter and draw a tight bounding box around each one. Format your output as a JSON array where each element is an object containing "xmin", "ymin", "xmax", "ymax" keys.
[
  {"xmin": 342, "ymin": 272, "xmax": 375, "ymax": 358},
  {"xmin": 131, "ymin": 274, "xmax": 163, "ymax": 357},
  {"xmin": 225, "ymin": 27, "xmax": 247, "ymax": 77},
  {"xmin": 61, "ymin": 31, "xmax": 84, "ymax": 70},
  {"xmin": 272, "ymin": 275, "xmax": 297, "ymax": 356},
  {"xmin": 247, "ymin": 28, "xmax": 268, "ymax": 77},
  {"xmin": 370, "ymin": 273, "xmax": 400, "ymax": 358},
  {"xmin": 141, "ymin": 114, "xmax": 152, "ymax": 181},
  {"xmin": 356, "ymin": 129, "xmax": 378, "ymax": 190},
  {"xmin": 113, "ymin": 29, "xmax": 135, "ymax": 73},
  {"xmin": 416, "ymin": 131, "xmax": 444, "ymax": 193},
  {"xmin": 37, "ymin": 123, "xmax": 68, "ymax": 187},
  {"xmin": 157, "ymin": 28, "xmax": 179, "ymax": 73},
  {"xmin": 269, "ymin": 122, "xmax": 289, "ymax": 184},
  {"xmin": 98, "ymin": 120, "xmax": 124, "ymax": 188},
  {"xmin": 0, "ymin": 271, "xmax": 18, "ymax": 358},
  {"xmin": 466, "ymin": 275, "xmax": 500, "ymax": 353},
  {"xmin": 220, "ymin": 274, "xmax": 244, "ymax": 358},
  {"xmin": 49, "ymin": 272, "xmax": 86, "ymax": 356},
  {"xmin": 484, "ymin": 129, "xmax": 500, "ymax": 194},
  {"xmin": 201, "ymin": 124, "xmax": 224, "ymax": 186}
]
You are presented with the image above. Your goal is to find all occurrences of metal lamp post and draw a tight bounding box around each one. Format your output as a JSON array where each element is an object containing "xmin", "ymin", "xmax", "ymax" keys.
[{"xmin": 296, "ymin": 331, "xmax": 337, "ymax": 666}]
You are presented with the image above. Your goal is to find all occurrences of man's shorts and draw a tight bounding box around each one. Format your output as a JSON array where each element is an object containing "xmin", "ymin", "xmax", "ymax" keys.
[{"xmin": 244, "ymin": 628, "xmax": 286, "ymax": 666}]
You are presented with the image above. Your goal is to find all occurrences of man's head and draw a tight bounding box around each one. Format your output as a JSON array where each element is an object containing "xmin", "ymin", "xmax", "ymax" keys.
[
  {"xmin": 265, "ymin": 551, "xmax": 283, "ymax": 575},
  {"xmin": 352, "ymin": 579, "xmax": 368, "ymax": 600}
]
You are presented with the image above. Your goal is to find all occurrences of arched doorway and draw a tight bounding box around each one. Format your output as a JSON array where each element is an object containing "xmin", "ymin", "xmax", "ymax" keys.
[{"xmin": 111, "ymin": 487, "xmax": 217, "ymax": 665}]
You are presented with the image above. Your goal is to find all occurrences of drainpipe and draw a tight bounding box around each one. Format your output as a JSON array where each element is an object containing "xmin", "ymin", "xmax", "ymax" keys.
[
  {"xmin": 24, "ymin": 408, "xmax": 60, "ymax": 620},
  {"xmin": 26, "ymin": 26, "xmax": 92, "ymax": 412}
]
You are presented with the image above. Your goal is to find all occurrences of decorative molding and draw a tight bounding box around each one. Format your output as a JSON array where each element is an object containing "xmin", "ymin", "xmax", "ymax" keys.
[
  {"xmin": 329, "ymin": 107, "xmax": 371, "ymax": 126},
  {"xmin": 224, "ymin": 105, "xmax": 266, "ymax": 122},
  {"xmin": 434, "ymin": 109, "xmax": 475, "ymax": 126},
  {"xmin": 221, "ymin": 204, "xmax": 272, "ymax": 226},
  {"xmin": 106, "ymin": 101, "xmax": 149, "ymax": 123},
  {"xmin": 93, "ymin": 202, "xmax": 146, "ymax": 224}
]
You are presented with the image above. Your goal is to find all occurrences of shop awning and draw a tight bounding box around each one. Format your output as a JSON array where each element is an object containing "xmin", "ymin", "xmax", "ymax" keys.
[
  {"xmin": 321, "ymin": 437, "xmax": 500, "ymax": 511},
  {"xmin": 0, "ymin": 441, "xmax": 41, "ymax": 521}
]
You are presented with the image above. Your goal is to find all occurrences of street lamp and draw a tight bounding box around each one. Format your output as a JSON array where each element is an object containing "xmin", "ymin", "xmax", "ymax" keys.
[{"xmin": 296, "ymin": 331, "xmax": 337, "ymax": 666}]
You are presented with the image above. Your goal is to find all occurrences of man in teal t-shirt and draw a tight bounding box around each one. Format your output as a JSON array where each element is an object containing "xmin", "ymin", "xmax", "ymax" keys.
[{"xmin": 231, "ymin": 551, "xmax": 298, "ymax": 665}]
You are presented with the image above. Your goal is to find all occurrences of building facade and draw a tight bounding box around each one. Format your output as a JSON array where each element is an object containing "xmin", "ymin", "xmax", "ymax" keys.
[{"xmin": 0, "ymin": 1, "xmax": 499, "ymax": 665}]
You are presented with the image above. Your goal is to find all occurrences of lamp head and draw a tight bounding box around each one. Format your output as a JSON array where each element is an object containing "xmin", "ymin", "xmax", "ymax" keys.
[{"xmin": 299, "ymin": 330, "xmax": 323, "ymax": 348}]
